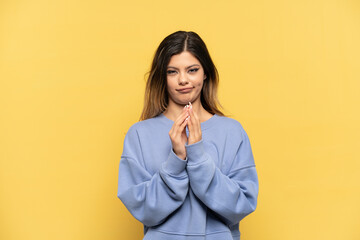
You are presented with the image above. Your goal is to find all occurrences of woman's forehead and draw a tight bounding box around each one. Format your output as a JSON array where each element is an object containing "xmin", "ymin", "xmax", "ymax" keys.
[{"xmin": 167, "ymin": 51, "xmax": 201, "ymax": 68}]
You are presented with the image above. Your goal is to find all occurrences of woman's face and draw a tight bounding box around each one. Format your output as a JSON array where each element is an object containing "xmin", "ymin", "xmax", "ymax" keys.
[{"xmin": 166, "ymin": 51, "xmax": 206, "ymax": 106}]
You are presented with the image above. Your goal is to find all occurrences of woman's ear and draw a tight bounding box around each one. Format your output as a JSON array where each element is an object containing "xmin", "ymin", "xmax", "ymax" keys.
[{"xmin": 204, "ymin": 74, "xmax": 207, "ymax": 80}]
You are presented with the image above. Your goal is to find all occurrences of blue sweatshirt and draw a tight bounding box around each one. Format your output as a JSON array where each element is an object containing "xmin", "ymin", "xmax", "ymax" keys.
[{"xmin": 117, "ymin": 113, "xmax": 259, "ymax": 240}]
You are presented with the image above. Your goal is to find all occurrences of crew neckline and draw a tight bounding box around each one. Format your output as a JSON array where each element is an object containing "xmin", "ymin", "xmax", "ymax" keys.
[{"xmin": 157, "ymin": 113, "xmax": 219, "ymax": 131}]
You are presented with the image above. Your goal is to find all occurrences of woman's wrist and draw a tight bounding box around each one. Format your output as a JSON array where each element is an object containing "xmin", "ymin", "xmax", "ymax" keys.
[{"xmin": 173, "ymin": 148, "xmax": 186, "ymax": 160}]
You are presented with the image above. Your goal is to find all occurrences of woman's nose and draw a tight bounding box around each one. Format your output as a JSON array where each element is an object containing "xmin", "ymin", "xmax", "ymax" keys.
[{"xmin": 178, "ymin": 72, "xmax": 188, "ymax": 85}]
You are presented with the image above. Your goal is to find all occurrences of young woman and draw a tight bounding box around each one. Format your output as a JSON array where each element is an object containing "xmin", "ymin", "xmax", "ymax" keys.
[{"xmin": 117, "ymin": 31, "xmax": 259, "ymax": 240}]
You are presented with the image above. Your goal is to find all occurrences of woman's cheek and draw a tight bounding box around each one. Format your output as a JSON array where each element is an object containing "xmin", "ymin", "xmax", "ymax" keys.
[{"xmin": 196, "ymin": 81, "xmax": 204, "ymax": 91}]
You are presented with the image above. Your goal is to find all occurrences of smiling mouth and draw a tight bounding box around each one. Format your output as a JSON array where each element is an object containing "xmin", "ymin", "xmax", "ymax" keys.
[{"xmin": 176, "ymin": 87, "xmax": 194, "ymax": 93}]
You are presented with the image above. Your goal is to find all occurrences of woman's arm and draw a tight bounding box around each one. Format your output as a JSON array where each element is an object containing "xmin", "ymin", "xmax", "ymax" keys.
[
  {"xmin": 117, "ymin": 127, "xmax": 189, "ymax": 227},
  {"xmin": 186, "ymin": 122, "xmax": 259, "ymax": 226}
]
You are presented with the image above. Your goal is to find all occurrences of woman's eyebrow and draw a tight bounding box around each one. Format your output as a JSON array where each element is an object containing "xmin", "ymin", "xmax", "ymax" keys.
[{"xmin": 167, "ymin": 64, "xmax": 201, "ymax": 70}]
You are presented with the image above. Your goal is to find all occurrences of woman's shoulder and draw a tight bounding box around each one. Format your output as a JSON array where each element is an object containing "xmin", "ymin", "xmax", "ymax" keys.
[
  {"xmin": 211, "ymin": 114, "xmax": 251, "ymax": 142},
  {"xmin": 214, "ymin": 114, "xmax": 246, "ymax": 131},
  {"xmin": 126, "ymin": 114, "xmax": 167, "ymax": 134}
]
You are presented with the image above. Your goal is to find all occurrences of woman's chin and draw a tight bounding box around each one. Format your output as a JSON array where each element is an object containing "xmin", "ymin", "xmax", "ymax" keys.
[
  {"xmin": 171, "ymin": 97, "xmax": 190, "ymax": 105},
  {"xmin": 177, "ymin": 99, "xmax": 193, "ymax": 106},
  {"xmin": 169, "ymin": 94, "xmax": 200, "ymax": 107}
]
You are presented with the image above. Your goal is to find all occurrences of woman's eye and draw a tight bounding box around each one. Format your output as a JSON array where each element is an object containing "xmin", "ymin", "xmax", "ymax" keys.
[
  {"xmin": 189, "ymin": 68, "xmax": 199, "ymax": 73},
  {"xmin": 167, "ymin": 70, "xmax": 176, "ymax": 75}
]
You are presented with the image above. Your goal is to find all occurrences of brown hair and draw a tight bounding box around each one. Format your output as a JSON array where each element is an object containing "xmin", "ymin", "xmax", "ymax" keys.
[{"xmin": 140, "ymin": 31, "xmax": 224, "ymax": 120}]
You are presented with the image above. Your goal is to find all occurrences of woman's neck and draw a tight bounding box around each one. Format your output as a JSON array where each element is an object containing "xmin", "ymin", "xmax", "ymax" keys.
[{"xmin": 163, "ymin": 98, "xmax": 213, "ymax": 122}]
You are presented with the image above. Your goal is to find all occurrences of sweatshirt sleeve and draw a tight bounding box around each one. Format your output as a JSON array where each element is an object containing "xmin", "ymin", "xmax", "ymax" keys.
[
  {"xmin": 185, "ymin": 126, "xmax": 259, "ymax": 226},
  {"xmin": 117, "ymin": 126, "xmax": 189, "ymax": 227}
]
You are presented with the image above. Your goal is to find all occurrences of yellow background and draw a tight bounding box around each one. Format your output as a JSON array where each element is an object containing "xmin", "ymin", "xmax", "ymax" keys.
[{"xmin": 1, "ymin": 0, "xmax": 359, "ymax": 239}]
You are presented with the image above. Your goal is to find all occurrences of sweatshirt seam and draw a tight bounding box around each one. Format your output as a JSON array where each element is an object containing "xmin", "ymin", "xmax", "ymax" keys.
[
  {"xmin": 228, "ymin": 165, "xmax": 256, "ymax": 175},
  {"xmin": 122, "ymin": 155, "xmax": 188, "ymax": 179},
  {"xmin": 206, "ymin": 197, "xmax": 246, "ymax": 222},
  {"xmin": 153, "ymin": 229, "xmax": 233, "ymax": 236},
  {"xmin": 120, "ymin": 155, "xmax": 137, "ymax": 162},
  {"xmin": 186, "ymin": 156, "xmax": 209, "ymax": 166},
  {"xmin": 121, "ymin": 155, "xmax": 145, "ymax": 168},
  {"xmin": 160, "ymin": 168, "xmax": 188, "ymax": 179}
]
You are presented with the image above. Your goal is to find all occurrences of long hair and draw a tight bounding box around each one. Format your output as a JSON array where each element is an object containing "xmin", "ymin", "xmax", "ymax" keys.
[{"xmin": 140, "ymin": 31, "xmax": 224, "ymax": 120}]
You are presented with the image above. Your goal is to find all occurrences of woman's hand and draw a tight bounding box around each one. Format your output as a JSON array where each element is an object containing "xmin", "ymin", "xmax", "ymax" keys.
[
  {"xmin": 168, "ymin": 106, "xmax": 189, "ymax": 160},
  {"xmin": 187, "ymin": 103, "xmax": 202, "ymax": 145}
]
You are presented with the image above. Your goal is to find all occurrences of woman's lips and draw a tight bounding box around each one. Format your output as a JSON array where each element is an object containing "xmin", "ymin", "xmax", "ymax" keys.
[{"xmin": 176, "ymin": 87, "xmax": 194, "ymax": 93}]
